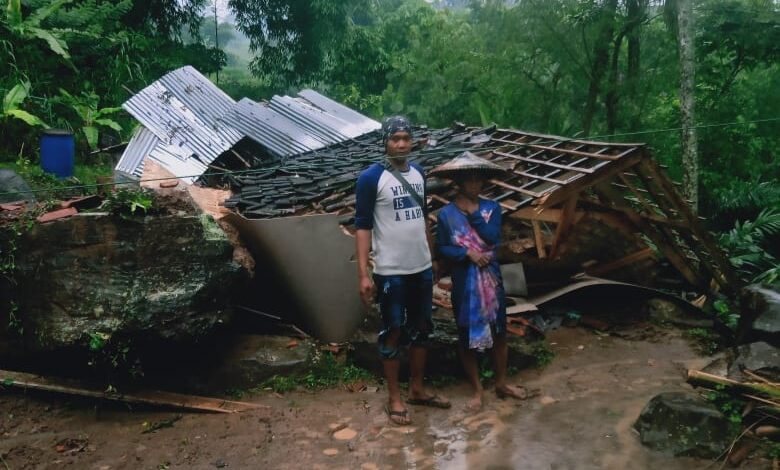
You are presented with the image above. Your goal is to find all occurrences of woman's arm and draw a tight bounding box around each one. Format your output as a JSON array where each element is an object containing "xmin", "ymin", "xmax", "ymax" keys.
[{"xmin": 436, "ymin": 212, "xmax": 468, "ymax": 262}]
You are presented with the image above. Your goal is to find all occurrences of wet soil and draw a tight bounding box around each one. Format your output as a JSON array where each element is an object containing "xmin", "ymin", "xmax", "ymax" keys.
[{"xmin": 0, "ymin": 326, "xmax": 766, "ymax": 469}]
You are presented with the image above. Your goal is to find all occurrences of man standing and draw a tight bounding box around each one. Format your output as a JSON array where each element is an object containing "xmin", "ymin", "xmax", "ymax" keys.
[{"xmin": 355, "ymin": 116, "xmax": 450, "ymax": 425}]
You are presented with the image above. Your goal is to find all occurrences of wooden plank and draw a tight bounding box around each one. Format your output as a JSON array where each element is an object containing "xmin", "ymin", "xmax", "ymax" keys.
[
  {"xmin": 638, "ymin": 159, "xmax": 741, "ymax": 292},
  {"xmin": 592, "ymin": 184, "xmax": 704, "ymax": 287},
  {"xmin": 493, "ymin": 129, "xmax": 644, "ymax": 148},
  {"xmin": 581, "ymin": 198, "xmax": 689, "ymax": 230},
  {"xmin": 511, "ymin": 207, "xmax": 564, "ymax": 223},
  {"xmin": 585, "ymin": 248, "xmax": 656, "ymax": 277},
  {"xmin": 515, "ymin": 169, "xmax": 569, "ymax": 185},
  {"xmin": 0, "ymin": 369, "xmax": 266, "ymax": 414},
  {"xmin": 523, "ymin": 143, "xmax": 625, "ymax": 161},
  {"xmin": 549, "ymin": 194, "xmax": 579, "ymax": 259},
  {"xmin": 631, "ymin": 164, "xmax": 679, "ymax": 216},
  {"xmin": 489, "ymin": 178, "xmax": 546, "ymax": 198},
  {"xmin": 534, "ymin": 152, "xmax": 644, "ymax": 209},
  {"xmin": 532, "ymin": 220, "xmax": 547, "ymax": 259},
  {"xmin": 493, "ymin": 150, "xmax": 596, "ymax": 174},
  {"xmin": 586, "ymin": 211, "xmax": 643, "ymax": 242}
]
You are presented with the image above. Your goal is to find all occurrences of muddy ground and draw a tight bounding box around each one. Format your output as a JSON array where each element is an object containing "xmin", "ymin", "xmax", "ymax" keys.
[{"xmin": 0, "ymin": 325, "xmax": 767, "ymax": 469}]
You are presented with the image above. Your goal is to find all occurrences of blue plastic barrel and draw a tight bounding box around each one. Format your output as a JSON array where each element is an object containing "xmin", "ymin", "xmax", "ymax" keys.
[{"xmin": 40, "ymin": 129, "xmax": 75, "ymax": 178}]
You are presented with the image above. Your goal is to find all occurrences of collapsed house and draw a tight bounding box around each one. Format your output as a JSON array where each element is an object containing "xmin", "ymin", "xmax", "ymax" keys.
[{"xmin": 115, "ymin": 66, "xmax": 740, "ymax": 341}]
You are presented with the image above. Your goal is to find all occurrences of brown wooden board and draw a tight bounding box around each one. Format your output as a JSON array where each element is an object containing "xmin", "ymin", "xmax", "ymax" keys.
[{"xmin": 0, "ymin": 370, "xmax": 266, "ymax": 414}]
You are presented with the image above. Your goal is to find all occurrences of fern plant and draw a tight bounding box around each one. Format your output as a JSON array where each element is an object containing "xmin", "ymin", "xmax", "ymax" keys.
[
  {"xmin": 719, "ymin": 208, "xmax": 780, "ymax": 285},
  {"xmin": 1, "ymin": 0, "xmax": 73, "ymax": 62}
]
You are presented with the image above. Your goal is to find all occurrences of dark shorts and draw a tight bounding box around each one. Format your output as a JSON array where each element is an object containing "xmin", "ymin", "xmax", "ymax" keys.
[{"xmin": 373, "ymin": 267, "xmax": 434, "ymax": 359}]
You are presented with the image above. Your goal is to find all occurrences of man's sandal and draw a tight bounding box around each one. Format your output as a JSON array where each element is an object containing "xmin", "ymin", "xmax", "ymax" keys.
[
  {"xmin": 406, "ymin": 395, "xmax": 452, "ymax": 409},
  {"xmin": 385, "ymin": 405, "xmax": 411, "ymax": 425}
]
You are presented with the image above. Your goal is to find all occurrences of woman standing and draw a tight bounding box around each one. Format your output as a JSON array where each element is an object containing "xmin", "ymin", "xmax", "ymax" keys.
[{"xmin": 432, "ymin": 152, "xmax": 527, "ymax": 411}]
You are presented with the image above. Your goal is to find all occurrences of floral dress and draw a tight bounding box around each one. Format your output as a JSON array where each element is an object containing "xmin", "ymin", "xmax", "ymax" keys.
[{"xmin": 436, "ymin": 198, "xmax": 506, "ymax": 351}]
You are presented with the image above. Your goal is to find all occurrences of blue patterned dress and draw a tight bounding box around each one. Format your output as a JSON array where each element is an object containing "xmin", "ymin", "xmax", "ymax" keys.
[{"xmin": 436, "ymin": 198, "xmax": 506, "ymax": 350}]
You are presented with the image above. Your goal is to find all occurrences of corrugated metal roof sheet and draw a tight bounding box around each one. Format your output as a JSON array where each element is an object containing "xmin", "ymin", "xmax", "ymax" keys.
[
  {"xmin": 297, "ymin": 89, "xmax": 380, "ymax": 136},
  {"xmin": 114, "ymin": 66, "xmax": 381, "ymax": 181},
  {"xmin": 224, "ymin": 99, "xmax": 326, "ymax": 157},
  {"xmin": 115, "ymin": 126, "xmax": 159, "ymax": 178},
  {"xmin": 123, "ymin": 66, "xmax": 242, "ymax": 164}
]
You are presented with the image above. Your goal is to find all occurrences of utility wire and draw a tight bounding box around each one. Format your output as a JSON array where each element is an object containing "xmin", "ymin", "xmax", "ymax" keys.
[{"xmin": 2, "ymin": 116, "xmax": 779, "ymax": 198}]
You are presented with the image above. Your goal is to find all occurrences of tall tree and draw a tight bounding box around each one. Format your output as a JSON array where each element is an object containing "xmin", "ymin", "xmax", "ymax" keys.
[
  {"xmin": 228, "ymin": 0, "xmax": 372, "ymax": 87},
  {"xmin": 582, "ymin": 0, "xmax": 618, "ymax": 136},
  {"xmin": 676, "ymin": 0, "xmax": 699, "ymax": 211}
]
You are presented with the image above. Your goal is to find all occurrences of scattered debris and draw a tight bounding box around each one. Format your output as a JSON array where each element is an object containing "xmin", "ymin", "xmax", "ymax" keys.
[
  {"xmin": 346, "ymin": 382, "xmax": 367, "ymax": 393},
  {"xmin": 36, "ymin": 206, "xmax": 77, "ymax": 223},
  {"xmin": 142, "ymin": 415, "xmax": 183, "ymax": 434},
  {"xmin": 60, "ymin": 195, "xmax": 101, "ymax": 210},
  {"xmin": 329, "ymin": 423, "xmax": 348, "ymax": 434},
  {"xmin": 54, "ymin": 437, "xmax": 89, "ymax": 455},
  {"xmin": 687, "ymin": 369, "xmax": 780, "ymax": 415}
]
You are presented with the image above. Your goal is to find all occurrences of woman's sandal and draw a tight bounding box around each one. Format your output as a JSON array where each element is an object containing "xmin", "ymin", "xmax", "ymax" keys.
[
  {"xmin": 385, "ymin": 405, "xmax": 412, "ymax": 425},
  {"xmin": 406, "ymin": 394, "xmax": 452, "ymax": 409},
  {"xmin": 495, "ymin": 385, "xmax": 535, "ymax": 400}
]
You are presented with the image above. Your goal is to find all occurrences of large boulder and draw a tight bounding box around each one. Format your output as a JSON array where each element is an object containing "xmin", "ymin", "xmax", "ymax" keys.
[
  {"xmin": 739, "ymin": 285, "xmax": 780, "ymax": 346},
  {"xmin": 10, "ymin": 210, "xmax": 243, "ymax": 353},
  {"xmin": 634, "ymin": 391, "xmax": 736, "ymax": 458}
]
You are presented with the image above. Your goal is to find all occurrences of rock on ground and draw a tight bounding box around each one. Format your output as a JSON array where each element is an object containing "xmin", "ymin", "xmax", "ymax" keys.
[
  {"xmin": 0, "ymin": 169, "xmax": 35, "ymax": 204},
  {"xmin": 634, "ymin": 391, "xmax": 736, "ymax": 458},
  {"xmin": 198, "ymin": 335, "xmax": 314, "ymax": 391},
  {"xmin": 728, "ymin": 341, "xmax": 780, "ymax": 382},
  {"xmin": 740, "ymin": 285, "xmax": 780, "ymax": 346},
  {"xmin": 11, "ymin": 210, "xmax": 243, "ymax": 353}
]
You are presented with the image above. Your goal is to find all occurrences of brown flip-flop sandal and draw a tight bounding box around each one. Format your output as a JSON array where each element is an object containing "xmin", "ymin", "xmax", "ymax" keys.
[
  {"xmin": 406, "ymin": 394, "xmax": 452, "ymax": 409},
  {"xmin": 385, "ymin": 405, "xmax": 411, "ymax": 425},
  {"xmin": 496, "ymin": 386, "xmax": 537, "ymax": 400}
]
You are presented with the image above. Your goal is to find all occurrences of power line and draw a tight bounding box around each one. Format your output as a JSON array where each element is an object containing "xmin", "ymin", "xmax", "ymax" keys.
[{"xmin": 2, "ymin": 116, "xmax": 779, "ymax": 198}]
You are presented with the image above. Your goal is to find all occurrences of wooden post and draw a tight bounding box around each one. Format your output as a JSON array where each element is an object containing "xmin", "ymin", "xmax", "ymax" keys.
[
  {"xmin": 550, "ymin": 195, "xmax": 579, "ymax": 259},
  {"xmin": 532, "ymin": 220, "xmax": 547, "ymax": 259}
]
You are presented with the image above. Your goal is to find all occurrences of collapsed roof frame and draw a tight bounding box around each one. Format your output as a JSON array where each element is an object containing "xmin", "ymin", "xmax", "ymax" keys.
[{"xmin": 424, "ymin": 128, "xmax": 741, "ymax": 297}]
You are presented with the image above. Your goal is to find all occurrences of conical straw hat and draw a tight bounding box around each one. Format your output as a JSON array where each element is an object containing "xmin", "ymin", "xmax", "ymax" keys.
[{"xmin": 429, "ymin": 151, "xmax": 506, "ymax": 180}]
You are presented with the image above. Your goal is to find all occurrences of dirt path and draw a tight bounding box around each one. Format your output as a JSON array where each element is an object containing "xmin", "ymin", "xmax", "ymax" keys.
[{"xmin": 0, "ymin": 326, "xmax": 755, "ymax": 469}]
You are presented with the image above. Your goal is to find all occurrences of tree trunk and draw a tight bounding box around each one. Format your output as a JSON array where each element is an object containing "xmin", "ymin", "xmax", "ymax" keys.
[
  {"xmin": 626, "ymin": 0, "xmax": 642, "ymax": 84},
  {"xmin": 606, "ymin": 32, "xmax": 625, "ymax": 134},
  {"xmin": 676, "ymin": 0, "xmax": 699, "ymax": 212},
  {"xmin": 582, "ymin": 0, "xmax": 618, "ymax": 136}
]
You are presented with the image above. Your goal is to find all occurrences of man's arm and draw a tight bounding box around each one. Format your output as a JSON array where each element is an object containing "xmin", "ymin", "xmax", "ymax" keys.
[
  {"xmin": 354, "ymin": 164, "xmax": 381, "ymax": 307},
  {"xmin": 356, "ymin": 229, "xmax": 375, "ymax": 307},
  {"xmin": 425, "ymin": 219, "xmax": 440, "ymax": 281}
]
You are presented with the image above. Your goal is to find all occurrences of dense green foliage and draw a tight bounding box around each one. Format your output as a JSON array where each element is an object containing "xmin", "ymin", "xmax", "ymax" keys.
[
  {"xmin": 1, "ymin": 0, "xmax": 778, "ymax": 283},
  {"xmin": 1, "ymin": 0, "xmax": 224, "ymax": 158}
]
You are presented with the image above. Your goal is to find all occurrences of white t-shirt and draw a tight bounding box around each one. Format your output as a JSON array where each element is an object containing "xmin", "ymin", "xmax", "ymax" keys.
[{"xmin": 355, "ymin": 162, "xmax": 432, "ymax": 275}]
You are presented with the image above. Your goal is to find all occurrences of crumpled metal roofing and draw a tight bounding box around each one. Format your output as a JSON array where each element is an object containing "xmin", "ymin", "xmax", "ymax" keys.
[
  {"xmin": 115, "ymin": 127, "xmax": 158, "ymax": 178},
  {"xmin": 115, "ymin": 66, "xmax": 381, "ymax": 180},
  {"xmin": 123, "ymin": 65, "xmax": 242, "ymax": 163}
]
